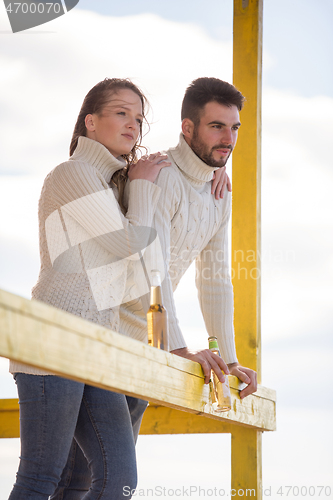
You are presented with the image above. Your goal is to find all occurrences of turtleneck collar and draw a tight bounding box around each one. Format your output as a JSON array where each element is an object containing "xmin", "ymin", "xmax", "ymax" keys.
[
  {"xmin": 168, "ymin": 134, "xmax": 220, "ymax": 188},
  {"xmin": 70, "ymin": 136, "xmax": 126, "ymax": 184}
]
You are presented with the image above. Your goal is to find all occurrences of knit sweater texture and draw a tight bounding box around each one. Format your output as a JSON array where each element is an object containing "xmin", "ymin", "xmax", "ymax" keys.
[
  {"xmin": 9, "ymin": 137, "xmax": 161, "ymax": 375},
  {"xmin": 119, "ymin": 134, "xmax": 237, "ymax": 363}
]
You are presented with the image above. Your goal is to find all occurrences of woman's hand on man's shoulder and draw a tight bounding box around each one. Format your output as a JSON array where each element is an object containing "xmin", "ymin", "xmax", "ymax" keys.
[{"xmin": 128, "ymin": 152, "xmax": 171, "ymax": 183}]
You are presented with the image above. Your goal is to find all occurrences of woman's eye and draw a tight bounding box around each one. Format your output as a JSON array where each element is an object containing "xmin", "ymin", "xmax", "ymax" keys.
[
  {"xmin": 118, "ymin": 111, "xmax": 126, "ymax": 116},
  {"xmin": 136, "ymin": 119, "xmax": 142, "ymax": 125}
]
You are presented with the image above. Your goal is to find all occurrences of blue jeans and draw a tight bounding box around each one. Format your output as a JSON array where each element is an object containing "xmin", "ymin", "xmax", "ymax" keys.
[
  {"xmin": 50, "ymin": 395, "xmax": 147, "ymax": 500},
  {"xmin": 9, "ymin": 374, "xmax": 148, "ymax": 500}
]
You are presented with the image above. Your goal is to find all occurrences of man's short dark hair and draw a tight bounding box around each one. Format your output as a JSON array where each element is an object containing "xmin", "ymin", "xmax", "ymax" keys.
[{"xmin": 181, "ymin": 77, "xmax": 245, "ymax": 125}]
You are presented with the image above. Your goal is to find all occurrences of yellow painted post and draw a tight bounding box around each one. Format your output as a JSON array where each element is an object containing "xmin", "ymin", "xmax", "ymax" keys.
[
  {"xmin": 232, "ymin": 0, "xmax": 263, "ymax": 498},
  {"xmin": 231, "ymin": 427, "xmax": 262, "ymax": 498},
  {"xmin": 0, "ymin": 398, "xmax": 19, "ymax": 438},
  {"xmin": 232, "ymin": 0, "xmax": 263, "ymax": 379}
]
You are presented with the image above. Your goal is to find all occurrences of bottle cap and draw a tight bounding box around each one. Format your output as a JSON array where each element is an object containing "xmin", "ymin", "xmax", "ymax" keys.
[{"xmin": 150, "ymin": 269, "xmax": 161, "ymax": 287}]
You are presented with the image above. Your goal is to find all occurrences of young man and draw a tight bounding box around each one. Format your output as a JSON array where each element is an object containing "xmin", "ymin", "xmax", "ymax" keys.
[{"xmin": 120, "ymin": 77, "xmax": 257, "ymax": 398}]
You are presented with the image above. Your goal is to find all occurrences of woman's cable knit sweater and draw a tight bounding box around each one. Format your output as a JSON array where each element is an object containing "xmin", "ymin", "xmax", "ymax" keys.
[
  {"xmin": 9, "ymin": 133, "xmax": 238, "ymax": 375},
  {"xmin": 9, "ymin": 136, "xmax": 162, "ymax": 375}
]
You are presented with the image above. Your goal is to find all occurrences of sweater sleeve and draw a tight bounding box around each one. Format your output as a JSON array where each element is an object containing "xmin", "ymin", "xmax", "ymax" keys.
[
  {"xmin": 49, "ymin": 161, "xmax": 161, "ymax": 262},
  {"xmin": 152, "ymin": 170, "xmax": 187, "ymax": 351},
  {"xmin": 195, "ymin": 195, "xmax": 238, "ymax": 364}
]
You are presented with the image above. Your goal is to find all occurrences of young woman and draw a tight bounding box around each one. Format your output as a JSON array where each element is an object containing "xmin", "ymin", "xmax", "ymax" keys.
[
  {"xmin": 8, "ymin": 78, "xmax": 173, "ymax": 500},
  {"xmin": 9, "ymin": 78, "xmax": 230, "ymax": 500}
]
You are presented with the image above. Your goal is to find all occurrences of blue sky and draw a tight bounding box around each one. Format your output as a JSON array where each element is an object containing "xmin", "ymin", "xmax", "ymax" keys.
[
  {"xmin": 77, "ymin": 0, "xmax": 333, "ymax": 98},
  {"xmin": 0, "ymin": 1, "xmax": 332, "ymax": 498}
]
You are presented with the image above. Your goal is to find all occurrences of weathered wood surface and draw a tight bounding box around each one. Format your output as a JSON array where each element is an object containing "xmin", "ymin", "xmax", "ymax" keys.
[
  {"xmin": 232, "ymin": 0, "xmax": 263, "ymax": 382},
  {"xmin": 232, "ymin": 0, "xmax": 264, "ymax": 497},
  {"xmin": 231, "ymin": 426, "xmax": 262, "ymax": 499},
  {"xmin": 0, "ymin": 288, "xmax": 275, "ymax": 435},
  {"xmin": 0, "ymin": 398, "xmax": 19, "ymax": 438}
]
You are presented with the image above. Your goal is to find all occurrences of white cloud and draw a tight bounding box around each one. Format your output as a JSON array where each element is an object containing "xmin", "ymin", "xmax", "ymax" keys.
[{"xmin": 0, "ymin": 9, "xmax": 233, "ymax": 175}]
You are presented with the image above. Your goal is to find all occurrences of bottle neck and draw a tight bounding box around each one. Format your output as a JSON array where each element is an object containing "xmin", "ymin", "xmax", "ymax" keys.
[{"xmin": 150, "ymin": 286, "xmax": 163, "ymax": 306}]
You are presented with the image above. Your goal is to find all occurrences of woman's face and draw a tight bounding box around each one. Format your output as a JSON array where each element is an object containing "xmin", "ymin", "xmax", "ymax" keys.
[{"xmin": 85, "ymin": 89, "xmax": 143, "ymax": 157}]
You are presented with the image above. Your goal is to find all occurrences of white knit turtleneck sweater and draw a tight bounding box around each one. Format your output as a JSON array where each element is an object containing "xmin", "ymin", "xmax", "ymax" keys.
[
  {"xmin": 9, "ymin": 136, "xmax": 162, "ymax": 375},
  {"xmin": 119, "ymin": 134, "xmax": 238, "ymax": 364}
]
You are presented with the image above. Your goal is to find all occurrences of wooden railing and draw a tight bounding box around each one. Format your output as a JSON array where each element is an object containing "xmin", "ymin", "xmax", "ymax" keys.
[{"xmin": 0, "ymin": 287, "xmax": 275, "ymax": 499}]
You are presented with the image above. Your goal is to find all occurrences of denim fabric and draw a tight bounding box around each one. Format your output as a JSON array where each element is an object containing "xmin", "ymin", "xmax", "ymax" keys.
[
  {"xmin": 50, "ymin": 397, "xmax": 148, "ymax": 500},
  {"xmin": 9, "ymin": 374, "xmax": 148, "ymax": 500}
]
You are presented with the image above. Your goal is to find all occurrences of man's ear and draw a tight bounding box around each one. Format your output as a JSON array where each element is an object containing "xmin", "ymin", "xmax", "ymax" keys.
[
  {"xmin": 182, "ymin": 118, "xmax": 195, "ymax": 141},
  {"xmin": 85, "ymin": 114, "xmax": 95, "ymax": 132}
]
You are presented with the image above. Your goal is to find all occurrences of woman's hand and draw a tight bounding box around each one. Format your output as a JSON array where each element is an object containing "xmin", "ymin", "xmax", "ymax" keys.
[
  {"xmin": 171, "ymin": 347, "xmax": 229, "ymax": 384},
  {"xmin": 227, "ymin": 362, "xmax": 257, "ymax": 399},
  {"xmin": 128, "ymin": 152, "xmax": 171, "ymax": 183},
  {"xmin": 211, "ymin": 166, "xmax": 232, "ymax": 200}
]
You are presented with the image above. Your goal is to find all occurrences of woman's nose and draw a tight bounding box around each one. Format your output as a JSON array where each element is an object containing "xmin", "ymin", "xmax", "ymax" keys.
[{"xmin": 127, "ymin": 116, "xmax": 138, "ymax": 129}]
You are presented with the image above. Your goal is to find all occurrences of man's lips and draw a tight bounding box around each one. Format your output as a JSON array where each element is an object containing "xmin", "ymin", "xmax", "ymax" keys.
[{"xmin": 215, "ymin": 148, "xmax": 231, "ymax": 156}]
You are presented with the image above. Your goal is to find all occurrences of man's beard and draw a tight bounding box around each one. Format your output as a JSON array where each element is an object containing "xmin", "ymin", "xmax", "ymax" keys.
[{"xmin": 190, "ymin": 129, "xmax": 232, "ymax": 168}]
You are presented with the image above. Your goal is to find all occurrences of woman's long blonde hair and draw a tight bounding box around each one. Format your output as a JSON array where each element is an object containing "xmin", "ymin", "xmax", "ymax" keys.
[{"xmin": 70, "ymin": 78, "xmax": 149, "ymax": 212}]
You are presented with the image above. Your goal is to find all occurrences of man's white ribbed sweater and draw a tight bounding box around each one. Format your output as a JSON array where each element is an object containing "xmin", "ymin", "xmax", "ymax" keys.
[{"xmin": 119, "ymin": 134, "xmax": 237, "ymax": 364}]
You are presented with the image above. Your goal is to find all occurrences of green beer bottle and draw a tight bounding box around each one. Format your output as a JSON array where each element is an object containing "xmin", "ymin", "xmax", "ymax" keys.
[{"xmin": 208, "ymin": 336, "xmax": 231, "ymax": 411}]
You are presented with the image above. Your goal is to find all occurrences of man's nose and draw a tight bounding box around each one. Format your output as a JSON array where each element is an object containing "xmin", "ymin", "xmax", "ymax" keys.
[{"xmin": 221, "ymin": 128, "xmax": 233, "ymax": 145}]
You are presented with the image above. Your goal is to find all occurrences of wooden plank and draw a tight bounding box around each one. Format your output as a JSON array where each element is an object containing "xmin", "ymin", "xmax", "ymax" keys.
[
  {"xmin": 231, "ymin": 427, "xmax": 262, "ymax": 499},
  {"xmin": 232, "ymin": 0, "xmax": 263, "ymax": 381},
  {"xmin": 141, "ymin": 405, "xmax": 234, "ymax": 435},
  {"xmin": 0, "ymin": 289, "xmax": 276, "ymax": 432},
  {"xmin": 0, "ymin": 398, "xmax": 19, "ymax": 438},
  {"xmin": 1, "ymin": 397, "xmax": 275, "ymax": 439},
  {"xmin": 232, "ymin": 1, "xmax": 264, "ymax": 498},
  {"xmin": 0, "ymin": 400, "xmax": 233, "ymax": 438}
]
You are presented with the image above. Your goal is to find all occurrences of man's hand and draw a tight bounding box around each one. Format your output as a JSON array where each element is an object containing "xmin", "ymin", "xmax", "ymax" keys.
[
  {"xmin": 171, "ymin": 347, "xmax": 229, "ymax": 384},
  {"xmin": 211, "ymin": 166, "xmax": 232, "ymax": 200},
  {"xmin": 227, "ymin": 362, "xmax": 257, "ymax": 399}
]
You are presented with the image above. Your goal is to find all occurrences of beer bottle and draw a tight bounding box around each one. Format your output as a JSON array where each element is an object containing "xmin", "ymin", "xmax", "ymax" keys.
[
  {"xmin": 147, "ymin": 270, "xmax": 169, "ymax": 351},
  {"xmin": 208, "ymin": 336, "xmax": 231, "ymax": 411}
]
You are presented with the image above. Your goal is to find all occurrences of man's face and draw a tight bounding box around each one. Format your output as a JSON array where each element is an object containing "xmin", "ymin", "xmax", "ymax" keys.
[{"xmin": 187, "ymin": 101, "xmax": 241, "ymax": 168}]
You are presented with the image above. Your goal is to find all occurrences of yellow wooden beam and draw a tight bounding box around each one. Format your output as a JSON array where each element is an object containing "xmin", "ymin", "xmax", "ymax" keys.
[
  {"xmin": 232, "ymin": 0, "xmax": 263, "ymax": 381},
  {"xmin": 141, "ymin": 405, "xmax": 234, "ymax": 434},
  {"xmin": 232, "ymin": 1, "xmax": 263, "ymax": 498},
  {"xmin": 231, "ymin": 426, "xmax": 262, "ymax": 500},
  {"xmin": 0, "ymin": 288, "xmax": 275, "ymax": 434},
  {"xmin": 0, "ymin": 398, "xmax": 19, "ymax": 438}
]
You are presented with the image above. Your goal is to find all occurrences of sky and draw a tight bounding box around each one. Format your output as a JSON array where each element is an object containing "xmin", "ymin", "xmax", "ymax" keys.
[{"xmin": 0, "ymin": 0, "xmax": 333, "ymax": 498}]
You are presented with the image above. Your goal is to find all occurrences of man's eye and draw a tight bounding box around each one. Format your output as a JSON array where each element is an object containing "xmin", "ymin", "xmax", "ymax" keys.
[{"xmin": 118, "ymin": 111, "xmax": 126, "ymax": 116}]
